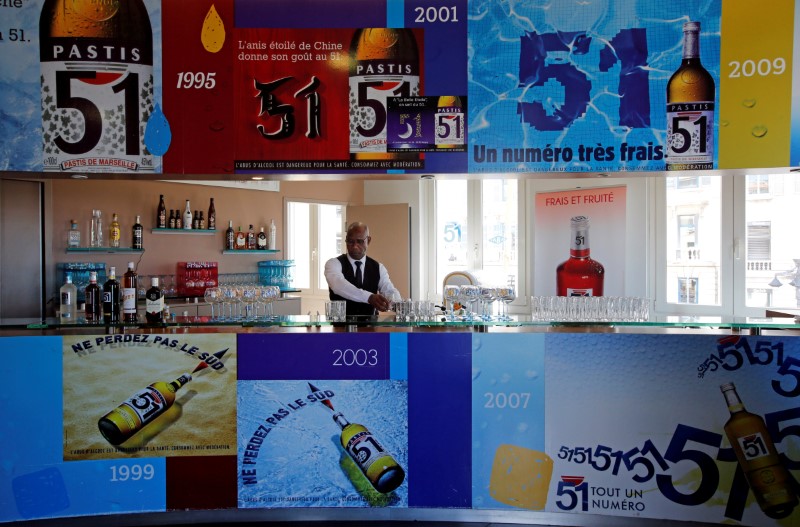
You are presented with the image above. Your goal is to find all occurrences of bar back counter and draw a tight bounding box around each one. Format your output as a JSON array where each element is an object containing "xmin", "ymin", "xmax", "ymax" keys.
[{"xmin": 2, "ymin": 315, "xmax": 800, "ymax": 527}]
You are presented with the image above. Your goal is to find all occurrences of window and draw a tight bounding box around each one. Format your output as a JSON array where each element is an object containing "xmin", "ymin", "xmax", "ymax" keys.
[
  {"xmin": 286, "ymin": 200, "xmax": 344, "ymax": 297},
  {"xmin": 746, "ymin": 221, "xmax": 771, "ymax": 262},
  {"xmin": 433, "ymin": 179, "xmax": 523, "ymax": 304},
  {"xmin": 747, "ymin": 174, "xmax": 770, "ymax": 196}
]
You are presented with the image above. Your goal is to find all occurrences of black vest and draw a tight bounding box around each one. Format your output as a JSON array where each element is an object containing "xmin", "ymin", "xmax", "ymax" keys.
[{"xmin": 329, "ymin": 254, "xmax": 380, "ymax": 317}]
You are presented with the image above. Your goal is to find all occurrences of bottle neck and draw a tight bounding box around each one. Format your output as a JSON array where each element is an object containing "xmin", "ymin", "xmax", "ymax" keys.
[
  {"xmin": 721, "ymin": 384, "xmax": 745, "ymax": 413},
  {"xmin": 569, "ymin": 226, "xmax": 591, "ymax": 258},
  {"xmin": 333, "ymin": 412, "xmax": 350, "ymax": 430},
  {"xmin": 682, "ymin": 30, "xmax": 700, "ymax": 60},
  {"xmin": 171, "ymin": 373, "xmax": 192, "ymax": 390}
]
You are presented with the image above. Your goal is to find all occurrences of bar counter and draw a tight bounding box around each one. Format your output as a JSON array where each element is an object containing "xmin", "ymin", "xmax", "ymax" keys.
[{"xmin": 2, "ymin": 315, "xmax": 799, "ymax": 527}]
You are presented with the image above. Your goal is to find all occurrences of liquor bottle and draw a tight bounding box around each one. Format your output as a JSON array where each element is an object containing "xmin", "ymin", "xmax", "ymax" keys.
[
  {"xmin": 122, "ymin": 262, "xmax": 138, "ymax": 322},
  {"xmin": 175, "ymin": 209, "xmax": 183, "ymax": 229},
  {"xmin": 66, "ymin": 219, "xmax": 81, "ymax": 248},
  {"xmin": 103, "ymin": 266, "xmax": 121, "ymax": 323},
  {"xmin": 225, "ymin": 220, "xmax": 235, "ymax": 250},
  {"xmin": 257, "ymin": 227, "xmax": 267, "ymax": 250},
  {"xmin": 132, "ymin": 215, "xmax": 143, "ymax": 249},
  {"xmin": 145, "ymin": 276, "xmax": 164, "ymax": 323},
  {"xmin": 39, "ymin": 0, "xmax": 154, "ymax": 173},
  {"xmin": 208, "ymin": 198, "xmax": 216, "ymax": 230},
  {"xmin": 247, "ymin": 224, "xmax": 256, "ymax": 250},
  {"xmin": 435, "ymin": 96, "xmax": 464, "ymax": 149},
  {"xmin": 168, "ymin": 209, "xmax": 176, "ymax": 229},
  {"xmin": 59, "ymin": 274, "xmax": 77, "ymax": 323},
  {"xmin": 268, "ymin": 219, "xmax": 277, "ymax": 250},
  {"xmin": 192, "ymin": 210, "xmax": 199, "ymax": 230},
  {"xmin": 333, "ymin": 411, "xmax": 405, "ymax": 493},
  {"xmin": 349, "ymin": 28, "xmax": 420, "ymax": 161},
  {"xmin": 157, "ymin": 195, "xmax": 167, "ymax": 228},
  {"xmin": 235, "ymin": 226, "xmax": 246, "ymax": 250},
  {"xmin": 556, "ymin": 216, "xmax": 604, "ymax": 296},
  {"xmin": 721, "ymin": 383, "xmax": 798, "ymax": 518},
  {"xmin": 198, "ymin": 211, "xmax": 204, "ymax": 230},
  {"xmin": 98, "ymin": 373, "xmax": 192, "ymax": 445},
  {"xmin": 666, "ymin": 21, "xmax": 715, "ymax": 171},
  {"xmin": 109, "ymin": 213, "xmax": 121, "ymax": 248},
  {"xmin": 183, "ymin": 200, "xmax": 193, "ymax": 230},
  {"xmin": 91, "ymin": 210, "xmax": 104, "ymax": 247},
  {"xmin": 85, "ymin": 271, "xmax": 102, "ymax": 322},
  {"xmin": 89, "ymin": 210, "xmax": 98, "ymax": 247}
]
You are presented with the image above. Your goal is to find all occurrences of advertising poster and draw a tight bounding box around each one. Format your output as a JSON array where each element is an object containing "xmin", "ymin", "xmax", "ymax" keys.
[
  {"xmin": 470, "ymin": 333, "xmax": 548, "ymax": 511},
  {"xmin": 236, "ymin": 333, "xmax": 409, "ymax": 508},
  {"xmin": 467, "ymin": 0, "xmax": 721, "ymax": 173},
  {"xmin": 62, "ymin": 334, "xmax": 237, "ymax": 460},
  {"xmin": 544, "ymin": 333, "xmax": 800, "ymax": 527},
  {"xmin": 534, "ymin": 186, "xmax": 627, "ymax": 297}
]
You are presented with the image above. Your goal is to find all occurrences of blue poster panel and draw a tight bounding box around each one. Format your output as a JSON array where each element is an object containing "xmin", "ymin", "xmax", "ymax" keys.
[
  {"xmin": 471, "ymin": 333, "xmax": 547, "ymax": 511},
  {"xmin": 0, "ymin": 336, "xmax": 168, "ymax": 522},
  {"xmin": 543, "ymin": 334, "xmax": 800, "ymax": 527},
  {"xmin": 467, "ymin": 0, "xmax": 721, "ymax": 173},
  {"xmin": 237, "ymin": 333, "xmax": 409, "ymax": 508}
]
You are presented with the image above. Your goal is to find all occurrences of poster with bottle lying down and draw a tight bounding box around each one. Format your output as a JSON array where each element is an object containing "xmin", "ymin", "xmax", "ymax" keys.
[
  {"xmin": 62, "ymin": 334, "xmax": 237, "ymax": 461},
  {"xmin": 235, "ymin": 333, "xmax": 407, "ymax": 508},
  {"xmin": 542, "ymin": 334, "xmax": 800, "ymax": 527}
]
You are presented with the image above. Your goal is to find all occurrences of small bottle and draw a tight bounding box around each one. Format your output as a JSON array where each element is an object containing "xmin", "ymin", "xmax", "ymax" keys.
[
  {"xmin": 157, "ymin": 194, "xmax": 167, "ymax": 228},
  {"xmin": 145, "ymin": 276, "xmax": 164, "ymax": 324},
  {"xmin": 198, "ymin": 211, "xmax": 205, "ymax": 230},
  {"xmin": 208, "ymin": 198, "xmax": 216, "ymax": 230},
  {"xmin": 175, "ymin": 209, "xmax": 183, "ymax": 229},
  {"xmin": 183, "ymin": 200, "xmax": 193, "ymax": 230},
  {"xmin": 98, "ymin": 373, "xmax": 192, "ymax": 445},
  {"xmin": 225, "ymin": 220, "xmax": 235, "ymax": 250},
  {"xmin": 68, "ymin": 220, "xmax": 81, "ymax": 248},
  {"xmin": 122, "ymin": 262, "xmax": 138, "ymax": 322},
  {"xmin": 168, "ymin": 209, "xmax": 176, "ymax": 229},
  {"xmin": 333, "ymin": 411, "xmax": 405, "ymax": 493},
  {"xmin": 132, "ymin": 215, "xmax": 143, "ymax": 249},
  {"xmin": 721, "ymin": 383, "xmax": 798, "ymax": 518},
  {"xmin": 59, "ymin": 274, "xmax": 77, "ymax": 323},
  {"xmin": 85, "ymin": 271, "xmax": 102, "ymax": 322},
  {"xmin": 103, "ymin": 266, "xmax": 121, "ymax": 323},
  {"xmin": 257, "ymin": 226, "xmax": 267, "ymax": 250},
  {"xmin": 247, "ymin": 224, "xmax": 256, "ymax": 250},
  {"xmin": 193, "ymin": 210, "xmax": 200, "ymax": 230},
  {"xmin": 94, "ymin": 210, "xmax": 104, "ymax": 247},
  {"xmin": 556, "ymin": 216, "xmax": 604, "ymax": 297},
  {"xmin": 268, "ymin": 219, "xmax": 277, "ymax": 250},
  {"xmin": 109, "ymin": 213, "xmax": 121, "ymax": 248},
  {"xmin": 235, "ymin": 225, "xmax": 246, "ymax": 250}
]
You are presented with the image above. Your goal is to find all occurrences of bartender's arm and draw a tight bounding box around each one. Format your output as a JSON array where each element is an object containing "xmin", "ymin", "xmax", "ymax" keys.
[{"xmin": 323, "ymin": 258, "xmax": 394, "ymax": 311}]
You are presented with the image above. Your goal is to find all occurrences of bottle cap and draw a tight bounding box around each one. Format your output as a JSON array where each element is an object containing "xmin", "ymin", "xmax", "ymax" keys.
[
  {"xmin": 128, "ymin": 262, "xmax": 135, "ymax": 269},
  {"xmin": 151, "ymin": 277, "xmax": 159, "ymax": 287}
]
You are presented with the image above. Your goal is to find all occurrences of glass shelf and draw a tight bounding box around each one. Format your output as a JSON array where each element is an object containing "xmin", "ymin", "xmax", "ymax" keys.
[
  {"xmin": 66, "ymin": 247, "xmax": 144, "ymax": 254},
  {"xmin": 151, "ymin": 228, "xmax": 217, "ymax": 235},
  {"xmin": 222, "ymin": 250, "xmax": 280, "ymax": 254}
]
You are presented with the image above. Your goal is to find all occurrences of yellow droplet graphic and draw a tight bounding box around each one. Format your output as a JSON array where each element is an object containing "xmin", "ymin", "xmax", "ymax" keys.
[
  {"xmin": 751, "ymin": 126, "xmax": 768, "ymax": 138},
  {"xmin": 742, "ymin": 99, "xmax": 757, "ymax": 109},
  {"xmin": 201, "ymin": 5, "xmax": 225, "ymax": 53}
]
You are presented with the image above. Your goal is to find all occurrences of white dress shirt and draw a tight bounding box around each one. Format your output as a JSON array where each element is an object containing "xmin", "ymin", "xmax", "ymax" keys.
[{"xmin": 324, "ymin": 255, "xmax": 401, "ymax": 304}]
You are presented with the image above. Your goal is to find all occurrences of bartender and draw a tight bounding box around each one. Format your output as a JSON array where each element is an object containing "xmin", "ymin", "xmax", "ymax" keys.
[{"xmin": 324, "ymin": 222, "xmax": 400, "ymax": 317}]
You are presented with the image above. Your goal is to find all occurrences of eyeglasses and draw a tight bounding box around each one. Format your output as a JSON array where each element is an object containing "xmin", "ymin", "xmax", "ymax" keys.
[{"xmin": 345, "ymin": 238, "xmax": 367, "ymax": 245}]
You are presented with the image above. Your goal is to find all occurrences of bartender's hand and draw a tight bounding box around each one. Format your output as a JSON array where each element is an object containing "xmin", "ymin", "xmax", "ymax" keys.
[{"xmin": 368, "ymin": 293, "xmax": 392, "ymax": 312}]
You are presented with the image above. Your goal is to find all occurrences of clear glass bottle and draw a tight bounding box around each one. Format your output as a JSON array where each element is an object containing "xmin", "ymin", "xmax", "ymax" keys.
[
  {"xmin": 67, "ymin": 219, "xmax": 81, "ymax": 248},
  {"xmin": 59, "ymin": 274, "xmax": 77, "ymax": 322}
]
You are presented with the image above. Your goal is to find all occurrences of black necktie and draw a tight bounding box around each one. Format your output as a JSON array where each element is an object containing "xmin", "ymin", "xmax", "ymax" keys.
[{"xmin": 354, "ymin": 261, "xmax": 363, "ymax": 287}]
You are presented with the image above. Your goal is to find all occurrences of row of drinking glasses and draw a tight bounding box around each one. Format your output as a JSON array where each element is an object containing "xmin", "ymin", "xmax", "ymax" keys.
[
  {"xmin": 392, "ymin": 300, "xmax": 440, "ymax": 322},
  {"xmin": 531, "ymin": 296, "xmax": 650, "ymax": 322},
  {"xmin": 443, "ymin": 284, "xmax": 517, "ymax": 321},
  {"xmin": 136, "ymin": 275, "xmax": 179, "ymax": 299},
  {"xmin": 203, "ymin": 285, "xmax": 281, "ymax": 321}
]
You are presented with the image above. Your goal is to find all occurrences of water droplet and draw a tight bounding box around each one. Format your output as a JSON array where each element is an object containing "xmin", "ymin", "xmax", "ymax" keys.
[
  {"xmin": 201, "ymin": 4, "xmax": 226, "ymax": 53},
  {"xmin": 209, "ymin": 120, "xmax": 225, "ymax": 132},
  {"xmin": 742, "ymin": 99, "xmax": 756, "ymax": 109},
  {"xmin": 720, "ymin": 120, "xmax": 729, "ymax": 127},
  {"xmin": 525, "ymin": 369, "xmax": 539, "ymax": 380},
  {"xmin": 144, "ymin": 104, "xmax": 171, "ymax": 156},
  {"xmin": 472, "ymin": 368, "xmax": 481, "ymax": 381},
  {"xmin": 751, "ymin": 126, "xmax": 768, "ymax": 138},
  {"xmin": 517, "ymin": 422, "xmax": 529, "ymax": 433}
]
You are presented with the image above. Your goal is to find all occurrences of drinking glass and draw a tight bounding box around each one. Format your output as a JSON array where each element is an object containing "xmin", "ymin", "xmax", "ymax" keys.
[
  {"xmin": 479, "ymin": 287, "xmax": 497, "ymax": 320},
  {"xmin": 460, "ymin": 285, "xmax": 480, "ymax": 321},
  {"xmin": 241, "ymin": 284, "xmax": 258, "ymax": 320},
  {"xmin": 204, "ymin": 286, "xmax": 220, "ymax": 320},
  {"xmin": 443, "ymin": 285, "xmax": 460, "ymax": 321},
  {"xmin": 498, "ymin": 286, "xmax": 516, "ymax": 320}
]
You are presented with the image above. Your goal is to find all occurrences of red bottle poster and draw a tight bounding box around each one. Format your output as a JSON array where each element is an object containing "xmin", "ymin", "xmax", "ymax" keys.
[{"xmin": 534, "ymin": 186, "xmax": 627, "ymax": 297}]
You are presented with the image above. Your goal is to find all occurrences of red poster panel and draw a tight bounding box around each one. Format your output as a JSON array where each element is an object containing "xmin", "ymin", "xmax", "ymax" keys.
[{"xmin": 162, "ymin": 0, "xmax": 235, "ymax": 174}]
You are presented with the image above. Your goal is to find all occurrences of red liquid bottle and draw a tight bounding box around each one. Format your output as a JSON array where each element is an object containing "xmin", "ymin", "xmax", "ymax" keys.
[{"xmin": 556, "ymin": 216, "xmax": 604, "ymax": 296}]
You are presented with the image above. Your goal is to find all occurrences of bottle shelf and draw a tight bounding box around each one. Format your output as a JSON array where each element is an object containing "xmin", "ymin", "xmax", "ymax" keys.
[
  {"xmin": 66, "ymin": 247, "xmax": 144, "ymax": 254},
  {"xmin": 151, "ymin": 228, "xmax": 217, "ymax": 235},
  {"xmin": 222, "ymin": 250, "xmax": 280, "ymax": 254}
]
